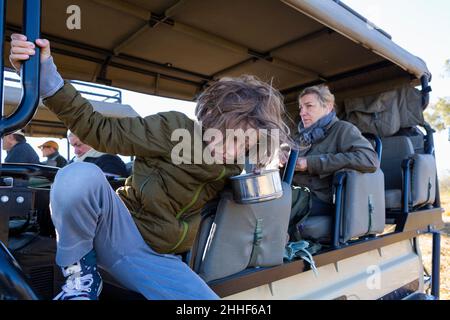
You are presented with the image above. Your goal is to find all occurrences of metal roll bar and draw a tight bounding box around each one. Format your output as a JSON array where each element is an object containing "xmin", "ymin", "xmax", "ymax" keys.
[
  {"xmin": 0, "ymin": 0, "xmax": 42, "ymax": 301},
  {"xmin": 282, "ymin": 149, "xmax": 299, "ymax": 185},
  {"xmin": 0, "ymin": 0, "xmax": 41, "ymax": 139}
]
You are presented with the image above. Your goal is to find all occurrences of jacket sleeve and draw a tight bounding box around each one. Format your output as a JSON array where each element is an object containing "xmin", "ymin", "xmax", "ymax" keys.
[
  {"xmin": 57, "ymin": 156, "xmax": 68, "ymax": 168},
  {"xmin": 43, "ymin": 82, "xmax": 183, "ymax": 158},
  {"xmin": 4, "ymin": 148, "xmax": 16, "ymax": 163},
  {"xmin": 306, "ymin": 122, "xmax": 379, "ymax": 176},
  {"xmin": 5, "ymin": 144, "xmax": 39, "ymax": 164}
]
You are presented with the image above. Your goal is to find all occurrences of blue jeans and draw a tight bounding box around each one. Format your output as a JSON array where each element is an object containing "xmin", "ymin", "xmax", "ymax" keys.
[{"xmin": 50, "ymin": 162, "xmax": 218, "ymax": 300}]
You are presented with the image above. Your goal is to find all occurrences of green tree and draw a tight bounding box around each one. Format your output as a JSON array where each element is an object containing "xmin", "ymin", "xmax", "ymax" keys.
[
  {"xmin": 424, "ymin": 97, "xmax": 450, "ymax": 131},
  {"xmin": 424, "ymin": 59, "xmax": 450, "ymax": 131},
  {"xmin": 445, "ymin": 59, "xmax": 450, "ymax": 76}
]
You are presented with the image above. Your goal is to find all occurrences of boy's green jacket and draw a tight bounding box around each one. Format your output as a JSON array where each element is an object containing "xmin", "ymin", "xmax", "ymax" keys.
[{"xmin": 44, "ymin": 82, "xmax": 242, "ymax": 254}]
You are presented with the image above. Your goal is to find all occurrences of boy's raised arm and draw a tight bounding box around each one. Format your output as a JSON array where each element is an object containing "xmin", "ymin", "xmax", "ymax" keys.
[
  {"xmin": 43, "ymin": 79, "xmax": 178, "ymax": 158},
  {"xmin": 9, "ymin": 33, "xmax": 177, "ymax": 158}
]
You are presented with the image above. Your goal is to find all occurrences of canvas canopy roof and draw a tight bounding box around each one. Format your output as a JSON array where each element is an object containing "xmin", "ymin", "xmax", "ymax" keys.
[{"xmin": 3, "ymin": 0, "xmax": 431, "ymax": 137}]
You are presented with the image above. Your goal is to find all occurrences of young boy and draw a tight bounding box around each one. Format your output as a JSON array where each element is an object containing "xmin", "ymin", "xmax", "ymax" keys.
[{"xmin": 9, "ymin": 34, "xmax": 291, "ymax": 300}]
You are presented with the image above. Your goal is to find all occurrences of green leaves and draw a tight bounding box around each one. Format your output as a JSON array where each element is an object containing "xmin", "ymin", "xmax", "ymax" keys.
[
  {"xmin": 425, "ymin": 97, "xmax": 450, "ymax": 131},
  {"xmin": 445, "ymin": 59, "xmax": 450, "ymax": 77},
  {"xmin": 424, "ymin": 59, "xmax": 450, "ymax": 131}
]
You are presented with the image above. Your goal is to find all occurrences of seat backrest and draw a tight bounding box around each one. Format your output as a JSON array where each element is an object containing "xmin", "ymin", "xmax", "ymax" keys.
[
  {"xmin": 340, "ymin": 168, "xmax": 386, "ymax": 242},
  {"xmin": 410, "ymin": 154, "xmax": 437, "ymax": 208},
  {"xmin": 406, "ymin": 134, "xmax": 425, "ymax": 154},
  {"xmin": 196, "ymin": 182, "xmax": 292, "ymax": 282},
  {"xmin": 299, "ymin": 169, "xmax": 386, "ymax": 244},
  {"xmin": 190, "ymin": 201, "xmax": 218, "ymax": 273},
  {"xmin": 380, "ymin": 136, "xmax": 414, "ymax": 190},
  {"xmin": 395, "ymin": 127, "xmax": 426, "ymax": 154}
]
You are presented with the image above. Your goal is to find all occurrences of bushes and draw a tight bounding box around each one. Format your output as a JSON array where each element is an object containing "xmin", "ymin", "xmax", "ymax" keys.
[{"xmin": 440, "ymin": 174, "xmax": 450, "ymax": 194}]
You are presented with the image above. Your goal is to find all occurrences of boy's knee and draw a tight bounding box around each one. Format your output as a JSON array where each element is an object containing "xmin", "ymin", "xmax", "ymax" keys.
[
  {"xmin": 51, "ymin": 162, "xmax": 105, "ymax": 204},
  {"xmin": 55, "ymin": 162, "xmax": 103, "ymax": 185}
]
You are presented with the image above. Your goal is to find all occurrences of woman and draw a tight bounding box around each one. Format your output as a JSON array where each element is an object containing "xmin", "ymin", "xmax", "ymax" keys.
[{"xmin": 287, "ymin": 85, "xmax": 379, "ymax": 241}]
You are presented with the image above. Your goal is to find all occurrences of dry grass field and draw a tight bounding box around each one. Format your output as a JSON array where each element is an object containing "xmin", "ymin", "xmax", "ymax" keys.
[{"xmin": 418, "ymin": 192, "xmax": 450, "ymax": 300}]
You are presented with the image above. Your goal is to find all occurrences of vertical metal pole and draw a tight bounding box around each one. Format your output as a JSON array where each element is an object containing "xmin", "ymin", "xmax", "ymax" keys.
[
  {"xmin": 431, "ymin": 231, "xmax": 441, "ymax": 299},
  {"xmin": 282, "ymin": 149, "xmax": 299, "ymax": 185},
  {"xmin": 0, "ymin": 0, "xmax": 40, "ymax": 300},
  {"xmin": 420, "ymin": 75, "xmax": 431, "ymax": 109},
  {"xmin": 0, "ymin": 0, "xmax": 7, "ymax": 241},
  {"xmin": 0, "ymin": 0, "xmax": 41, "ymax": 136},
  {"xmin": 333, "ymin": 183, "xmax": 343, "ymax": 248},
  {"xmin": 402, "ymin": 160, "xmax": 411, "ymax": 215},
  {"xmin": 332, "ymin": 173, "xmax": 346, "ymax": 248},
  {"xmin": 0, "ymin": 0, "xmax": 6, "ymax": 163},
  {"xmin": 373, "ymin": 135, "xmax": 382, "ymax": 162}
]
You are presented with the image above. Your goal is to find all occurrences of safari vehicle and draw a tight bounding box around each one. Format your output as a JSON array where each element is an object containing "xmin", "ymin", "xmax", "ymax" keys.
[{"xmin": 0, "ymin": 0, "xmax": 444, "ymax": 300}]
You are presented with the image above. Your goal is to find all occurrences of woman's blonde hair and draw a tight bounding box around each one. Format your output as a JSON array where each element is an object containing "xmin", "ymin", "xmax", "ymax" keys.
[
  {"xmin": 299, "ymin": 85, "xmax": 335, "ymax": 109},
  {"xmin": 195, "ymin": 75, "xmax": 293, "ymax": 163}
]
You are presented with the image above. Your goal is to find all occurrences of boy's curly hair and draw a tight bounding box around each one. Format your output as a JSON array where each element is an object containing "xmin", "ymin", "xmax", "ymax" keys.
[{"xmin": 195, "ymin": 75, "xmax": 293, "ymax": 164}]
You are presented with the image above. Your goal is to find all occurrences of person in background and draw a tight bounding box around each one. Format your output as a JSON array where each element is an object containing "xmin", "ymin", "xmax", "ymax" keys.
[
  {"xmin": 3, "ymin": 130, "xmax": 40, "ymax": 164},
  {"xmin": 68, "ymin": 132, "xmax": 128, "ymax": 177},
  {"xmin": 281, "ymin": 85, "xmax": 379, "ymax": 242},
  {"xmin": 38, "ymin": 140, "xmax": 67, "ymax": 168}
]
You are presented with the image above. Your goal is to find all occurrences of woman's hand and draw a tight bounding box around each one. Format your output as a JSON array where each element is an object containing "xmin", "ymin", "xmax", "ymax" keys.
[
  {"xmin": 278, "ymin": 149, "xmax": 290, "ymax": 168},
  {"xmin": 9, "ymin": 33, "xmax": 52, "ymax": 72},
  {"xmin": 295, "ymin": 157, "xmax": 308, "ymax": 171},
  {"xmin": 279, "ymin": 151, "xmax": 307, "ymax": 172}
]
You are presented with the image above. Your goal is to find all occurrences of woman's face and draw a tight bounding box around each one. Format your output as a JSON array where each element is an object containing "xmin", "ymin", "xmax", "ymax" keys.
[
  {"xmin": 299, "ymin": 93, "xmax": 333, "ymax": 128},
  {"xmin": 68, "ymin": 135, "xmax": 92, "ymax": 158}
]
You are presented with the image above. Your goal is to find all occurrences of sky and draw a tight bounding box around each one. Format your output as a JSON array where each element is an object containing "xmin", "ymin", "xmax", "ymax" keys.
[
  {"xmin": 2, "ymin": 0, "xmax": 449, "ymax": 174},
  {"xmin": 343, "ymin": 0, "xmax": 450, "ymax": 175},
  {"xmin": 343, "ymin": 0, "xmax": 450, "ymax": 101}
]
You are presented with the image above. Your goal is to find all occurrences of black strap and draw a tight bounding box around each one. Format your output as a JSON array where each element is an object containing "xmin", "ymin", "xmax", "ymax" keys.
[
  {"xmin": 248, "ymin": 218, "xmax": 263, "ymax": 266},
  {"xmin": 367, "ymin": 194, "xmax": 374, "ymax": 234}
]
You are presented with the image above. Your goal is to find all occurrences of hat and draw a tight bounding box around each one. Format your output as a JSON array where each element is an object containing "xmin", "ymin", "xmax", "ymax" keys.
[{"xmin": 38, "ymin": 140, "xmax": 59, "ymax": 151}]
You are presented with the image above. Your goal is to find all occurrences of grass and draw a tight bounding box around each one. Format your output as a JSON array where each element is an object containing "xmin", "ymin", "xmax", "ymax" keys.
[{"xmin": 418, "ymin": 192, "xmax": 450, "ymax": 300}]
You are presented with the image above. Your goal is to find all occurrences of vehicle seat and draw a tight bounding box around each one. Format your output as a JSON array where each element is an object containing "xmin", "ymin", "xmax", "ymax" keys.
[
  {"xmin": 381, "ymin": 136, "xmax": 415, "ymax": 210},
  {"xmin": 381, "ymin": 135, "xmax": 437, "ymax": 213},
  {"xmin": 395, "ymin": 127, "xmax": 425, "ymax": 154},
  {"xmin": 405, "ymin": 133, "xmax": 425, "ymax": 154},
  {"xmin": 190, "ymin": 182, "xmax": 292, "ymax": 282},
  {"xmin": 300, "ymin": 168, "xmax": 386, "ymax": 246}
]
